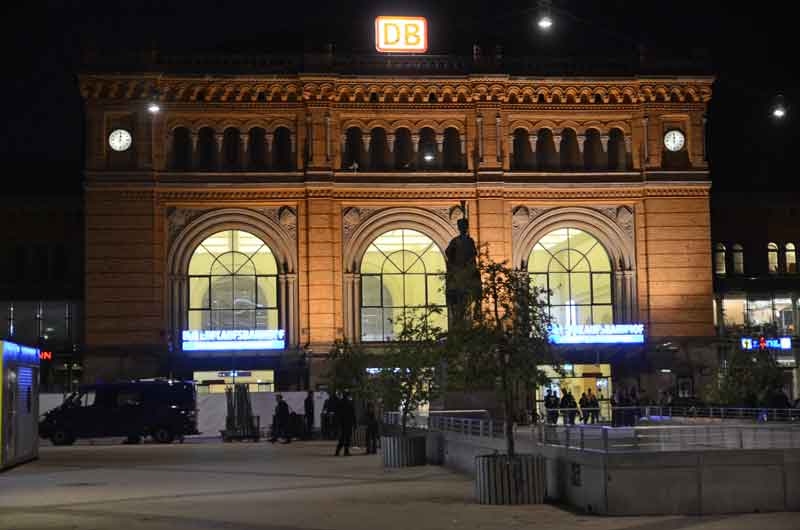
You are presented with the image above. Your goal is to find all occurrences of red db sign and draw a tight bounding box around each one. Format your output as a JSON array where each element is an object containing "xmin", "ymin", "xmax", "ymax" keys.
[{"xmin": 375, "ymin": 16, "xmax": 428, "ymax": 53}]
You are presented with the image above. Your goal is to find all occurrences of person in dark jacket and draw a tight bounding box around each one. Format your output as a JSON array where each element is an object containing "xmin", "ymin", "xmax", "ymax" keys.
[
  {"xmin": 270, "ymin": 394, "xmax": 291, "ymax": 443},
  {"xmin": 335, "ymin": 391, "xmax": 356, "ymax": 456},
  {"xmin": 304, "ymin": 391, "xmax": 315, "ymax": 439},
  {"xmin": 363, "ymin": 401, "xmax": 379, "ymax": 454},
  {"xmin": 579, "ymin": 392, "xmax": 589, "ymax": 424}
]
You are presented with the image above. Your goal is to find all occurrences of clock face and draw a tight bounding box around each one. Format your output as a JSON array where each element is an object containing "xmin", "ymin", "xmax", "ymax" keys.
[
  {"xmin": 108, "ymin": 129, "xmax": 132, "ymax": 152},
  {"xmin": 663, "ymin": 130, "xmax": 685, "ymax": 152}
]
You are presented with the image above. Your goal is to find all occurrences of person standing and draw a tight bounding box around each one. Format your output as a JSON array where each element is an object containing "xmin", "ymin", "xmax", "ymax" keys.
[
  {"xmin": 588, "ymin": 388, "xmax": 599, "ymax": 424},
  {"xmin": 270, "ymin": 394, "xmax": 291, "ymax": 444},
  {"xmin": 335, "ymin": 391, "xmax": 356, "ymax": 456},
  {"xmin": 579, "ymin": 392, "xmax": 589, "ymax": 424},
  {"xmin": 363, "ymin": 401, "xmax": 379, "ymax": 454},
  {"xmin": 304, "ymin": 391, "xmax": 315, "ymax": 440}
]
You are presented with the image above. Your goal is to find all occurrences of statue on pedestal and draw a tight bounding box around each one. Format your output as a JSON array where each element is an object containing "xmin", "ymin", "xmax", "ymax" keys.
[{"xmin": 446, "ymin": 217, "xmax": 481, "ymax": 325}]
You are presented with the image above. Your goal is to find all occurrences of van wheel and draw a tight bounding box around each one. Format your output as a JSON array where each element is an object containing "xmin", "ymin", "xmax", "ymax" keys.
[
  {"xmin": 153, "ymin": 427, "xmax": 174, "ymax": 444},
  {"xmin": 52, "ymin": 429, "xmax": 75, "ymax": 446}
]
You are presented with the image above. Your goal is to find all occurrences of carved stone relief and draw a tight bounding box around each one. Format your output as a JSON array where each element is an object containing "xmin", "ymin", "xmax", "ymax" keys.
[
  {"xmin": 511, "ymin": 206, "xmax": 552, "ymax": 235},
  {"xmin": 167, "ymin": 206, "xmax": 299, "ymax": 247},
  {"xmin": 596, "ymin": 205, "xmax": 635, "ymax": 240},
  {"xmin": 167, "ymin": 207, "xmax": 214, "ymax": 245},
  {"xmin": 341, "ymin": 205, "xmax": 463, "ymax": 245}
]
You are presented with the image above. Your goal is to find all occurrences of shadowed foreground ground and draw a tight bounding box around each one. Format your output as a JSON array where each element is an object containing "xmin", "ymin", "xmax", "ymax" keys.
[{"xmin": 1, "ymin": 440, "xmax": 798, "ymax": 530}]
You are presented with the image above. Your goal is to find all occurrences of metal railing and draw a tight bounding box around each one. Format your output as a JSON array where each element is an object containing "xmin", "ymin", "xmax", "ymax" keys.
[
  {"xmin": 535, "ymin": 405, "xmax": 800, "ymax": 426},
  {"xmin": 539, "ymin": 423, "xmax": 800, "ymax": 452},
  {"xmin": 414, "ymin": 412, "xmax": 800, "ymax": 453}
]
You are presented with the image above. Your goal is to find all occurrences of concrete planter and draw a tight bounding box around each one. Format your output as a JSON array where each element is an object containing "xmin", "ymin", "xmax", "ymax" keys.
[
  {"xmin": 475, "ymin": 454, "xmax": 546, "ymax": 505},
  {"xmin": 381, "ymin": 434, "xmax": 426, "ymax": 467}
]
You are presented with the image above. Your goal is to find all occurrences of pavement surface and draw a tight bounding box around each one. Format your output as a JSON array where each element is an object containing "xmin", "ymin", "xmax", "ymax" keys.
[{"xmin": 1, "ymin": 440, "xmax": 798, "ymax": 530}]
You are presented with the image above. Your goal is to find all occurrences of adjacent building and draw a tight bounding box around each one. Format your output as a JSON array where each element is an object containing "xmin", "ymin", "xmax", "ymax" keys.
[{"xmin": 78, "ymin": 50, "xmax": 715, "ymax": 403}]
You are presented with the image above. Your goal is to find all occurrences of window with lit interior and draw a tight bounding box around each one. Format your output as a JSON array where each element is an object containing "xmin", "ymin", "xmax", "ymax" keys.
[
  {"xmin": 732, "ymin": 244, "xmax": 744, "ymax": 274},
  {"xmin": 528, "ymin": 228, "xmax": 613, "ymax": 326},
  {"xmin": 785, "ymin": 243, "xmax": 796, "ymax": 273},
  {"xmin": 187, "ymin": 230, "xmax": 278, "ymax": 331},
  {"xmin": 360, "ymin": 229, "xmax": 447, "ymax": 341},
  {"xmin": 713, "ymin": 243, "xmax": 726, "ymax": 275},
  {"xmin": 768, "ymin": 242, "xmax": 779, "ymax": 274}
]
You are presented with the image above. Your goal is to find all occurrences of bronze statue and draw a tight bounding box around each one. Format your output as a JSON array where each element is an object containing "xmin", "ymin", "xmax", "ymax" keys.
[{"xmin": 446, "ymin": 218, "xmax": 481, "ymax": 324}]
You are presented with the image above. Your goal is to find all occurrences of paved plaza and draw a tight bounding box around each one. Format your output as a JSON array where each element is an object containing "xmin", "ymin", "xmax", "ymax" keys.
[{"xmin": 1, "ymin": 440, "xmax": 798, "ymax": 530}]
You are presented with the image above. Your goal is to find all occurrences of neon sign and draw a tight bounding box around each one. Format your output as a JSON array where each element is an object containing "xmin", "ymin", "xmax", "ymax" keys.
[
  {"xmin": 40, "ymin": 351, "xmax": 53, "ymax": 361},
  {"xmin": 375, "ymin": 16, "xmax": 428, "ymax": 53},
  {"xmin": 182, "ymin": 330, "xmax": 285, "ymax": 351},
  {"xmin": 0, "ymin": 340, "xmax": 40, "ymax": 364},
  {"xmin": 740, "ymin": 337, "xmax": 792, "ymax": 351},
  {"xmin": 549, "ymin": 324, "xmax": 645, "ymax": 345}
]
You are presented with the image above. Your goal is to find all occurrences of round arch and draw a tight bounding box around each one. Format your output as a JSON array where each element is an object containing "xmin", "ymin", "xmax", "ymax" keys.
[
  {"xmin": 514, "ymin": 207, "xmax": 637, "ymax": 323},
  {"xmin": 341, "ymin": 207, "xmax": 458, "ymax": 341},
  {"xmin": 167, "ymin": 208, "xmax": 299, "ymax": 349}
]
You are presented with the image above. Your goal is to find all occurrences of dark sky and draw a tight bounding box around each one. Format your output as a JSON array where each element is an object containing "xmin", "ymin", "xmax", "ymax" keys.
[{"xmin": 1, "ymin": 0, "xmax": 797, "ymax": 194}]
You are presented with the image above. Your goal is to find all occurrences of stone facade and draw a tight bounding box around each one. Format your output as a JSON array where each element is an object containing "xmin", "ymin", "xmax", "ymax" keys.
[{"xmin": 79, "ymin": 68, "xmax": 715, "ymax": 394}]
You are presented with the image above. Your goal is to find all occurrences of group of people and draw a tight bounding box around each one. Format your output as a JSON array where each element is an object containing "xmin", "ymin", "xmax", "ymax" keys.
[
  {"xmin": 270, "ymin": 391, "xmax": 379, "ymax": 456},
  {"xmin": 543, "ymin": 388, "xmax": 602, "ymax": 425}
]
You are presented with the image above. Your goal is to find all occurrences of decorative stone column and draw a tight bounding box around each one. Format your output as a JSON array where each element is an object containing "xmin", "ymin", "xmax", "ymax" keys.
[
  {"xmin": 265, "ymin": 132, "xmax": 273, "ymax": 169},
  {"xmin": 191, "ymin": 131, "xmax": 199, "ymax": 169},
  {"xmin": 624, "ymin": 136, "xmax": 632, "ymax": 169},
  {"xmin": 642, "ymin": 117, "xmax": 649, "ymax": 166},
  {"xmin": 286, "ymin": 273, "xmax": 298, "ymax": 347},
  {"xmin": 324, "ymin": 113, "xmax": 332, "ymax": 162},
  {"xmin": 553, "ymin": 133, "xmax": 562, "ymax": 153},
  {"xmin": 214, "ymin": 132, "xmax": 224, "ymax": 170},
  {"xmin": 240, "ymin": 132, "xmax": 250, "ymax": 170},
  {"xmin": 476, "ymin": 114, "xmax": 484, "ymax": 163},
  {"xmin": 305, "ymin": 114, "xmax": 313, "ymax": 164},
  {"xmin": 289, "ymin": 132, "xmax": 296, "ymax": 167},
  {"xmin": 599, "ymin": 134, "xmax": 609, "ymax": 152},
  {"xmin": 529, "ymin": 134, "xmax": 537, "ymax": 153},
  {"xmin": 411, "ymin": 133, "xmax": 420, "ymax": 153},
  {"xmin": 495, "ymin": 114, "xmax": 502, "ymax": 162},
  {"xmin": 166, "ymin": 131, "xmax": 174, "ymax": 170}
]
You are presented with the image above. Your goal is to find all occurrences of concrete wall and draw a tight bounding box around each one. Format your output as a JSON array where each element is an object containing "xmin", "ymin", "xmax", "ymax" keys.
[{"xmin": 437, "ymin": 431, "xmax": 800, "ymax": 515}]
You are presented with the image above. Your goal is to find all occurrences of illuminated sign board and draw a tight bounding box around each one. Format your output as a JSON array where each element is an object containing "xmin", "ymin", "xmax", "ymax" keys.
[
  {"xmin": 0, "ymin": 340, "xmax": 40, "ymax": 364},
  {"xmin": 40, "ymin": 351, "xmax": 53, "ymax": 361},
  {"xmin": 375, "ymin": 16, "xmax": 428, "ymax": 53},
  {"xmin": 740, "ymin": 337, "xmax": 792, "ymax": 351},
  {"xmin": 182, "ymin": 330, "xmax": 285, "ymax": 351},
  {"xmin": 549, "ymin": 324, "xmax": 645, "ymax": 345}
]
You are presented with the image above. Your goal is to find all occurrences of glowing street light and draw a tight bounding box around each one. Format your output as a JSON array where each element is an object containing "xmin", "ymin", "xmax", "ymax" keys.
[
  {"xmin": 771, "ymin": 95, "xmax": 787, "ymax": 119},
  {"xmin": 148, "ymin": 101, "xmax": 161, "ymax": 114},
  {"xmin": 537, "ymin": 0, "xmax": 553, "ymax": 30},
  {"xmin": 423, "ymin": 152, "xmax": 435, "ymax": 162}
]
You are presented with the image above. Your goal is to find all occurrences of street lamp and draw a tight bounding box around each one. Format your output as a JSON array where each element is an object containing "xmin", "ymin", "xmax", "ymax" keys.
[
  {"xmin": 148, "ymin": 101, "xmax": 161, "ymax": 114},
  {"xmin": 536, "ymin": 0, "xmax": 553, "ymax": 30},
  {"xmin": 771, "ymin": 94, "xmax": 787, "ymax": 120}
]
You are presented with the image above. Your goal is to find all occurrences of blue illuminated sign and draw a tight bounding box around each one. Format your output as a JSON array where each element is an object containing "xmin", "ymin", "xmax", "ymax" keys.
[
  {"xmin": 549, "ymin": 324, "xmax": 645, "ymax": 345},
  {"xmin": 0, "ymin": 340, "xmax": 40, "ymax": 365},
  {"xmin": 182, "ymin": 330, "xmax": 286, "ymax": 351},
  {"xmin": 740, "ymin": 337, "xmax": 792, "ymax": 351}
]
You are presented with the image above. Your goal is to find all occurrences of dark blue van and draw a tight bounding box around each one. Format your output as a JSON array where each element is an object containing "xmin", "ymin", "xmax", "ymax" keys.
[{"xmin": 40, "ymin": 380, "xmax": 199, "ymax": 445}]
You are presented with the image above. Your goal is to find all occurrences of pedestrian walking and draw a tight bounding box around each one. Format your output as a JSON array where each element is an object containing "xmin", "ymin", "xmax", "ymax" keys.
[
  {"xmin": 363, "ymin": 401, "xmax": 379, "ymax": 454},
  {"xmin": 270, "ymin": 394, "xmax": 291, "ymax": 443},
  {"xmin": 335, "ymin": 391, "xmax": 356, "ymax": 456},
  {"xmin": 587, "ymin": 388, "xmax": 599, "ymax": 424},
  {"xmin": 304, "ymin": 390, "xmax": 315, "ymax": 440}
]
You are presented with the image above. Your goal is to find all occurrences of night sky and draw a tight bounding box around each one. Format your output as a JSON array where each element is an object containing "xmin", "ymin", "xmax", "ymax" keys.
[{"xmin": 1, "ymin": 0, "xmax": 797, "ymax": 195}]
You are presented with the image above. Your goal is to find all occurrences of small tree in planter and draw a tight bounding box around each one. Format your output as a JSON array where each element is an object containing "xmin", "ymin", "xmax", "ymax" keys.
[
  {"xmin": 325, "ymin": 339, "xmax": 373, "ymax": 402},
  {"xmin": 374, "ymin": 308, "xmax": 446, "ymax": 466},
  {"xmin": 446, "ymin": 250, "xmax": 556, "ymax": 503}
]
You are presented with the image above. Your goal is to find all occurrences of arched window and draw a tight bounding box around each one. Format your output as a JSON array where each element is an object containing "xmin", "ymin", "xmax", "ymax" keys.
[
  {"xmin": 714, "ymin": 243, "xmax": 726, "ymax": 275},
  {"xmin": 768, "ymin": 242, "xmax": 779, "ymax": 274},
  {"xmin": 559, "ymin": 129, "xmax": 581, "ymax": 170},
  {"xmin": 528, "ymin": 228, "xmax": 612, "ymax": 326},
  {"xmin": 248, "ymin": 127, "xmax": 267, "ymax": 170},
  {"xmin": 196, "ymin": 127, "xmax": 216, "ymax": 170},
  {"xmin": 360, "ymin": 229, "xmax": 447, "ymax": 341},
  {"xmin": 272, "ymin": 127, "xmax": 293, "ymax": 170},
  {"xmin": 785, "ymin": 243, "xmax": 797, "ymax": 273},
  {"xmin": 732, "ymin": 244, "xmax": 744, "ymax": 274},
  {"xmin": 536, "ymin": 129, "xmax": 557, "ymax": 171},
  {"xmin": 368, "ymin": 127, "xmax": 389, "ymax": 170},
  {"xmin": 512, "ymin": 129, "xmax": 533, "ymax": 170},
  {"xmin": 607, "ymin": 128, "xmax": 627, "ymax": 170},
  {"xmin": 187, "ymin": 230, "xmax": 278, "ymax": 331},
  {"xmin": 442, "ymin": 127, "xmax": 462, "ymax": 170},
  {"xmin": 222, "ymin": 128, "xmax": 240, "ymax": 170},
  {"xmin": 583, "ymin": 129, "xmax": 603, "ymax": 170},
  {"xmin": 394, "ymin": 128, "xmax": 414, "ymax": 169},
  {"xmin": 343, "ymin": 127, "xmax": 363, "ymax": 169},
  {"xmin": 418, "ymin": 127, "xmax": 438, "ymax": 168},
  {"xmin": 171, "ymin": 127, "xmax": 192, "ymax": 170}
]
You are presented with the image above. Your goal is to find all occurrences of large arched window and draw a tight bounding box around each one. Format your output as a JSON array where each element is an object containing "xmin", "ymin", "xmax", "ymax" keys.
[
  {"xmin": 187, "ymin": 230, "xmax": 279, "ymax": 331},
  {"xmin": 785, "ymin": 243, "xmax": 797, "ymax": 273},
  {"xmin": 528, "ymin": 228, "xmax": 613, "ymax": 326},
  {"xmin": 732, "ymin": 244, "xmax": 744, "ymax": 274},
  {"xmin": 360, "ymin": 229, "xmax": 447, "ymax": 341}
]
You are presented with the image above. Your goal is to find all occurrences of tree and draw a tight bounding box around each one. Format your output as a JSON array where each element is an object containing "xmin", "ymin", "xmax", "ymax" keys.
[
  {"xmin": 324, "ymin": 339, "xmax": 374, "ymax": 403},
  {"xmin": 446, "ymin": 250, "xmax": 556, "ymax": 457},
  {"xmin": 708, "ymin": 347, "xmax": 785, "ymax": 407},
  {"xmin": 373, "ymin": 308, "xmax": 446, "ymax": 435}
]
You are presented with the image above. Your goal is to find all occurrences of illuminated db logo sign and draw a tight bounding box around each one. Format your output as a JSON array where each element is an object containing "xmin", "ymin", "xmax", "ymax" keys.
[{"xmin": 375, "ymin": 16, "xmax": 427, "ymax": 53}]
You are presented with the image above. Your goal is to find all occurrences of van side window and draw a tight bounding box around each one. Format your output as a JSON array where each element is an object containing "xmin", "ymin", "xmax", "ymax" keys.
[{"xmin": 116, "ymin": 391, "xmax": 143, "ymax": 407}]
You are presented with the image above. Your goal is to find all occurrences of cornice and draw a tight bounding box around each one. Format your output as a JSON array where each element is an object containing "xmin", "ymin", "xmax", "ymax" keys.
[{"xmin": 79, "ymin": 75, "xmax": 713, "ymax": 105}]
